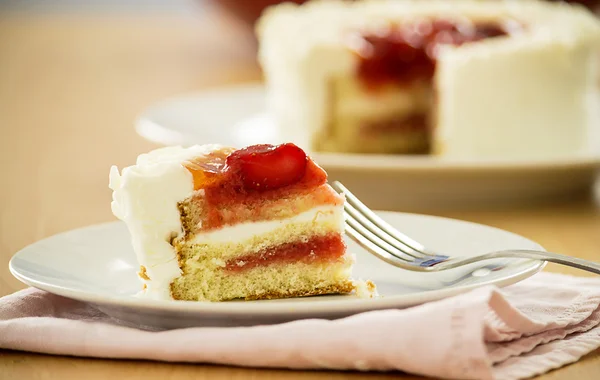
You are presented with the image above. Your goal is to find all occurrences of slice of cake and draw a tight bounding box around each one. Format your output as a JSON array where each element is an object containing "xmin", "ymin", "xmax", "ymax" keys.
[
  {"xmin": 257, "ymin": 0, "xmax": 600, "ymax": 158},
  {"xmin": 109, "ymin": 143, "xmax": 374, "ymax": 301}
]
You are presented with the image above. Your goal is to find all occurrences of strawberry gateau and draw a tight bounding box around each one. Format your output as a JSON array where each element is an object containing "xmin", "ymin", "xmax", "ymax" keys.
[
  {"xmin": 109, "ymin": 143, "xmax": 375, "ymax": 301},
  {"xmin": 257, "ymin": 0, "xmax": 600, "ymax": 158}
]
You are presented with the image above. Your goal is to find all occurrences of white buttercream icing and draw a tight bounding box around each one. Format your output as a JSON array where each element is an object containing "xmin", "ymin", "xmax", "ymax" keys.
[{"xmin": 109, "ymin": 145, "xmax": 225, "ymax": 300}]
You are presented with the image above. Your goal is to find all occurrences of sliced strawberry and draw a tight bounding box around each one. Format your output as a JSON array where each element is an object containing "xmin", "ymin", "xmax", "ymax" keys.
[{"xmin": 226, "ymin": 143, "xmax": 308, "ymax": 191}]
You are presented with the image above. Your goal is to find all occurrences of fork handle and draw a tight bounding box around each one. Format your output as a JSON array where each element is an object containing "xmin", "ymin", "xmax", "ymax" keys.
[{"xmin": 484, "ymin": 250, "xmax": 600, "ymax": 275}]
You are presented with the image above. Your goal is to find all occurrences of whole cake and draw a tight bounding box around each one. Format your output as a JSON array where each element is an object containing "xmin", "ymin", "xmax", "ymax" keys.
[
  {"xmin": 257, "ymin": 0, "xmax": 600, "ymax": 158},
  {"xmin": 109, "ymin": 143, "xmax": 374, "ymax": 301}
]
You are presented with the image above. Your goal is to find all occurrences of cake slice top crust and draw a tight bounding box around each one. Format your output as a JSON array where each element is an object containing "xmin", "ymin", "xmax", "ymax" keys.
[{"xmin": 183, "ymin": 143, "xmax": 328, "ymax": 207}]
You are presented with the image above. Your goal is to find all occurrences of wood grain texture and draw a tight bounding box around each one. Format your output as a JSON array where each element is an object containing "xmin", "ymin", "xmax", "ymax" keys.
[{"xmin": 0, "ymin": 9, "xmax": 599, "ymax": 380}]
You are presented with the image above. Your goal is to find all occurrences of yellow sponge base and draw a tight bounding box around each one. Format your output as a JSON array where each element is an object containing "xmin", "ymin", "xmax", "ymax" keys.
[{"xmin": 171, "ymin": 256, "xmax": 355, "ymax": 301}]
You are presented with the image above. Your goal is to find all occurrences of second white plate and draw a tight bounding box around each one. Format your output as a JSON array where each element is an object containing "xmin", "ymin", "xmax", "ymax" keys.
[
  {"xmin": 10, "ymin": 212, "xmax": 545, "ymax": 330},
  {"xmin": 136, "ymin": 84, "xmax": 600, "ymax": 211}
]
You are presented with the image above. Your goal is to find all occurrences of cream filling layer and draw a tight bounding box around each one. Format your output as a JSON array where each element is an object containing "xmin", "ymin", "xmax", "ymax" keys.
[{"xmin": 187, "ymin": 205, "xmax": 344, "ymax": 245}]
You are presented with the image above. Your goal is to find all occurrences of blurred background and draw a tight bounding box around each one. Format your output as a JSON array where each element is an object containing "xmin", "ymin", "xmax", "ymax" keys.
[{"xmin": 0, "ymin": 0, "xmax": 196, "ymax": 12}]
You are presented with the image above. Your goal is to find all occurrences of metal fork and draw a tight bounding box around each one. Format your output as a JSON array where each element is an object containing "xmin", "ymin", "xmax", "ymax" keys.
[{"xmin": 331, "ymin": 182, "xmax": 600, "ymax": 275}]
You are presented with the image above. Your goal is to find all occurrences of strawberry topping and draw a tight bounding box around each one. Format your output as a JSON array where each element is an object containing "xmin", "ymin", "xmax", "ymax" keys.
[
  {"xmin": 183, "ymin": 143, "xmax": 329, "ymax": 229},
  {"xmin": 226, "ymin": 143, "xmax": 308, "ymax": 191}
]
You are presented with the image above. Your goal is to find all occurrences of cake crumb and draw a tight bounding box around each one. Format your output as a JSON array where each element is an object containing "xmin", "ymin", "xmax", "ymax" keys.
[
  {"xmin": 138, "ymin": 265, "xmax": 150, "ymax": 281},
  {"xmin": 355, "ymin": 279, "xmax": 378, "ymax": 299}
]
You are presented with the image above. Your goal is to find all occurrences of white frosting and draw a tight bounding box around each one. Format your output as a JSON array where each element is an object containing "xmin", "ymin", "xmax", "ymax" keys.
[
  {"xmin": 109, "ymin": 145, "xmax": 225, "ymax": 300},
  {"xmin": 187, "ymin": 205, "xmax": 344, "ymax": 245},
  {"xmin": 435, "ymin": 16, "xmax": 600, "ymax": 158},
  {"xmin": 257, "ymin": 0, "xmax": 600, "ymax": 158}
]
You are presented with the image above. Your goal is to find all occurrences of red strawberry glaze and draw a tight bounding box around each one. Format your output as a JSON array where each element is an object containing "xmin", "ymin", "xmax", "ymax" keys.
[
  {"xmin": 226, "ymin": 143, "xmax": 308, "ymax": 191},
  {"xmin": 183, "ymin": 143, "xmax": 328, "ymax": 212},
  {"xmin": 352, "ymin": 19, "xmax": 514, "ymax": 88},
  {"xmin": 183, "ymin": 148, "xmax": 235, "ymax": 190},
  {"xmin": 224, "ymin": 233, "xmax": 346, "ymax": 273}
]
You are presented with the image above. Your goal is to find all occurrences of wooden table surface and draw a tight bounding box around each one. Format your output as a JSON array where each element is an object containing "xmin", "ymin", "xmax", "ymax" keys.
[{"xmin": 1, "ymin": 7, "xmax": 599, "ymax": 380}]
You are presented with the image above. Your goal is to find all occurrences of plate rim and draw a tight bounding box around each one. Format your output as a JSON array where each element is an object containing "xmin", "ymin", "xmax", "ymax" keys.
[
  {"xmin": 9, "ymin": 213, "xmax": 546, "ymax": 316},
  {"xmin": 135, "ymin": 83, "xmax": 600, "ymax": 173}
]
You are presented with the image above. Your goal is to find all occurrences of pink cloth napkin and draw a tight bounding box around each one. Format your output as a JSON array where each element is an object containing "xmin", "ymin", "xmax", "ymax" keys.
[{"xmin": 1, "ymin": 272, "xmax": 599, "ymax": 380}]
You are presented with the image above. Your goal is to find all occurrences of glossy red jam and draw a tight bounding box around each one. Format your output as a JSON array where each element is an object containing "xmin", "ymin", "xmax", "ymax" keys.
[
  {"xmin": 183, "ymin": 143, "xmax": 327, "ymax": 206},
  {"xmin": 224, "ymin": 234, "xmax": 346, "ymax": 273},
  {"xmin": 351, "ymin": 19, "xmax": 512, "ymax": 88}
]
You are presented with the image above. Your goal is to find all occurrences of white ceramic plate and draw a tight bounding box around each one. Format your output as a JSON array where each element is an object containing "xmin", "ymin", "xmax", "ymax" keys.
[
  {"xmin": 10, "ymin": 212, "xmax": 545, "ymax": 330},
  {"xmin": 136, "ymin": 84, "xmax": 600, "ymax": 211}
]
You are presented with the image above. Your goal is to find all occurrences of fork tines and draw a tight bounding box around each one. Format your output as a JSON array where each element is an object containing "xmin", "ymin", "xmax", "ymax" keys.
[{"xmin": 331, "ymin": 181, "xmax": 448, "ymax": 270}]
